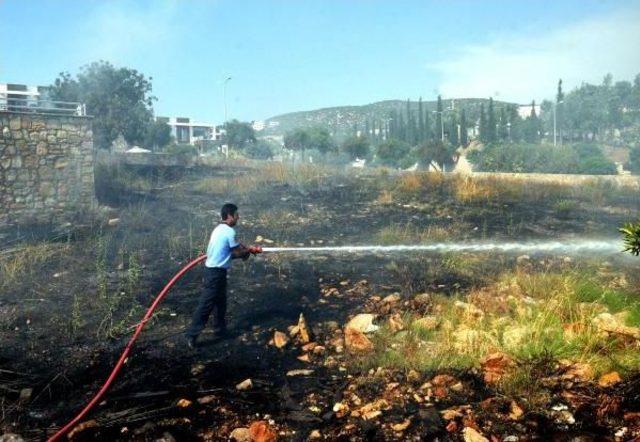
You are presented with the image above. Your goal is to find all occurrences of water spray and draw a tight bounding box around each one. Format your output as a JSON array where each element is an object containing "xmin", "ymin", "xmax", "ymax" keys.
[
  {"xmin": 261, "ymin": 239, "xmax": 623, "ymax": 255},
  {"xmin": 49, "ymin": 237, "xmax": 623, "ymax": 440}
]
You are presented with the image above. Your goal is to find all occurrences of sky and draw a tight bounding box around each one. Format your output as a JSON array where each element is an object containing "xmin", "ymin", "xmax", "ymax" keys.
[{"xmin": 1, "ymin": 0, "xmax": 639, "ymax": 123}]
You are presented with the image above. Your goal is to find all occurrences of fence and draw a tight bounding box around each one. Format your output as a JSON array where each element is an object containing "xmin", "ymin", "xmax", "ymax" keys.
[{"xmin": 0, "ymin": 97, "xmax": 86, "ymax": 116}]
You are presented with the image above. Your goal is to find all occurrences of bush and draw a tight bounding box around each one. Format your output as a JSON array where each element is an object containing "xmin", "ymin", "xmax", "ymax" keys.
[
  {"xmin": 628, "ymin": 146, "xmax": 640, "ymax": 174},
  {"xmin": 376, "ymin": 139, "xmax": 411, "ymax": 168},
  {"xmin": 244, "ymin": 140, "xmax": 276, "ymax": 159},
  {"xmin": 164, "ymin": 143, "xmax": 197, "ymax": 156},
  {"xmin": 467, "ymin": 142, "xmax": 616, "ymax": 175}
]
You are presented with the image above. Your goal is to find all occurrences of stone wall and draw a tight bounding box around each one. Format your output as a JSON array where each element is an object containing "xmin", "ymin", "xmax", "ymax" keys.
[{"xmin": 0, "ymin": 111, "xmax": 95, "ymax": 225}]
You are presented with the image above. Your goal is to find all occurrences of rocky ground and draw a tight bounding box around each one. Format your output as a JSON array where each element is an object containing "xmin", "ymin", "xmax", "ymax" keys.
[{"xmin": 1, "ymin": 164, "xmax": 640, "ymax": 441}]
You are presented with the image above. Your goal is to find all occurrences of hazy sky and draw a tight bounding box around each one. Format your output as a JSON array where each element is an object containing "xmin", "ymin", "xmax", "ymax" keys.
[{"xmin": 2, "ymin": 0, "xmax": 639, "ymax": 122}]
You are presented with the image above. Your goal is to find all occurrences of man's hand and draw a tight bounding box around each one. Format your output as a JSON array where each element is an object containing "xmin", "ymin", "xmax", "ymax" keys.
[{"xmin": 247, "ymin": 245, "xmax": 263, "ymax": 255}]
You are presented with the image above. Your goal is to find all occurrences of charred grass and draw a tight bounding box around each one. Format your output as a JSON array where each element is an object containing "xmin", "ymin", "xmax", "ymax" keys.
[{"xmin": 2, "ymin": 162, "xmax": 640, "ymax": 439}]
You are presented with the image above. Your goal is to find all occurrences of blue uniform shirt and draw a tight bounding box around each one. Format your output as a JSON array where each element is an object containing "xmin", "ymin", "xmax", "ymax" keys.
[{"xmin": 204, "ymin": 224, "xmax": 239, "ymax": 269}]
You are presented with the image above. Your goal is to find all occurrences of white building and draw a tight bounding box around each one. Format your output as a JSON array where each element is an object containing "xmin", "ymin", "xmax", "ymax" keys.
[
  {"xmin": 517, "ymin": 103, "xmax": 541, "ymax": 119},
  {"xmin": 157, "ymin": 116, "xmax": 223, "ymax": 145}
]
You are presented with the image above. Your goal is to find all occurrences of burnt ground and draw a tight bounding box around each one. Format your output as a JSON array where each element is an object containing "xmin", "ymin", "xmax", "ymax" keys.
[{"xmin": 1, "ymin": 165, "xmax": 640, "ymax": 441}]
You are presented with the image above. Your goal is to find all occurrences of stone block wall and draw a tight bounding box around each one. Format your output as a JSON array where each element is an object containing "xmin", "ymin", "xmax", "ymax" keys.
[{"xmin": 0, "ymin": 112, "xmax": 95, "ymax": 225}]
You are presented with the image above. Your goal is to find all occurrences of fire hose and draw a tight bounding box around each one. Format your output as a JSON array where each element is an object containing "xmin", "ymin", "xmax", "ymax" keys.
[{"xmin": 48, "ymin": 246, "xmax": 263, "ymax": 441}]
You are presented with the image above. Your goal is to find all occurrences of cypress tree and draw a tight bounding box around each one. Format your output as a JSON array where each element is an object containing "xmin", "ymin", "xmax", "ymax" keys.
[
  {"xmin": 418, "ymin": 97, "xmax": 425, "ymax": 142},
  {"xmin": 499, "ymin": 107, "xmax": 508, "ymax": 141},
  {"xmin": 436, "ymin": 95, "xmax": 443, "ymax": 142},
  {"xmin": 424, "ymin": 107, "xmax": 432, "ymax": 141},
  {"xmin": 479, "ymin": 103, "xmax": 487, "ymax": 143},
  {"xmin": 365, "ymin": 119, "xmax": 370, "ymax": 139},
  {"xmin": 406, "ymin": 99, "xmax": 412, "ymax": 143},
  {"xmin": 449, "ymin": 114, "xmax": 459, "ymax": 146},
  {"xmin": 487, "ymin": 97, "xmax": 496, "ymax": 144},
  {"xmin": 460, "ymin": 108, "xmax": 468, "ymax": 146}
]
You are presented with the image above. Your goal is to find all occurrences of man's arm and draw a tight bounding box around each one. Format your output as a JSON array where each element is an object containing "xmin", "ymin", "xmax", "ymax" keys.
[{"xmin": 230, "ymin": 244, "xmax": 251, "ymax": 260}]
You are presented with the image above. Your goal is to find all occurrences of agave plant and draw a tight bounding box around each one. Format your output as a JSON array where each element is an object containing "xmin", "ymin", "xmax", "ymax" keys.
[{"xmin": 620, "ymin": 221, "xmax": 640, "ymax": 256}]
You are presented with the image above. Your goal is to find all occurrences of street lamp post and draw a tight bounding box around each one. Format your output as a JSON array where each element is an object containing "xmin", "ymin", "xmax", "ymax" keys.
[
  {"xmin": 223, "ymin": 76, "xmax": 232, "ymax": 158},
  {"xmin": 553, "ymin": 100, "xmax": 564, "ymax": 147}
]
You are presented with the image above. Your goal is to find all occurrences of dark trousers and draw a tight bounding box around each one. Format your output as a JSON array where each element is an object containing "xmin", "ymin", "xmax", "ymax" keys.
[{"xmin": 186, "ymin": 267, "xmax": 227, "ymax": 338}]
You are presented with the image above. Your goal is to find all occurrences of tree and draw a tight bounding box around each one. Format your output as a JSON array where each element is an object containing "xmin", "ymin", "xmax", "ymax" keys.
[
  {"xmin": 245, "ymin": 140, "xmax": 276, "ymax": 159},
  {"xmin": 557, "ymin": 79, "xmax": 564, "ymax": 144},
  {"xmin": 498, "ymin": 107, "xmax": 508, "ymax": 141},
  {"xmin": 479, "ymin": 103, "xmax": 487, "ymax": 143},
  {"xmin": 628, "ymin": 146, "xmax": 640, "ymax": 174},
  {"xmin": 284, "ymin": 128, "xmax": 311, "ymax": 158},
  {"xmin": 418, "ymin": 97, "xmax": 425, "ymax": 143},
  {"xmin": 144, "ymin": 120, "xmax": 172, "ymax": 151},
  {"xmin": 223, "ymin": 119, "xmax": 256, "ymax": 151},
  {"xmin": 341, "ymin": 136, "xmax": 370, "ymax": 160},
  {"xmin": 487, "ymin": 98, "xmax": 497, "ymax": 144},
  {"xmin": 524, "ymin": 101, "xmax": 541, "ymax": 143},
  {"xmin": 376, "ymin": 139, "xmax": 411, "ymax": 167},
  {"xmin": 49, "ymin": 61, "xmax": 155, "ymax": 149},
  {"xmin": 460, "ymin": 109, "xmax": 468, "ymax": 146},
  {"xmin": 436, "ymin": 95, "xmax": 444, "ymax": 142},
  {"xmin": 449, "ymin": 114, "xmax": 459, "ymax": 146},
  {"xmin": 307, "ymin": 127, "xmax": 336, "ymax": 154}
]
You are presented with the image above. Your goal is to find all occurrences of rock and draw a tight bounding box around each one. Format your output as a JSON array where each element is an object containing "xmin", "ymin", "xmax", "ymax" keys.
[
  {"xmin": 480, "ymin": 352, "xmax": 514, "ymax": 384},
  {"xmin": 329, "ymin": 336, "xmax": 344, "ymax": 353},
  {"xmin": 107, "ymin": 218, "xmax": 120, "ymax": 226},
  {"xmin": 391, "ymin": 418, "xmax": 412, "ymax": 432},
  {"xmin": 236, "ymin": 379, "xmax": 253, "ymax": 390},
  {"xmin": 190, "ymin": 363, "xmax": 205, "ymax": 376},
  {"xmin": 301, "ymin": 342, "xmax": 317, "ymax": 352},
  {"xmin": 273, "ymin": 331, "xmax": 289, "ymax": 348},
  {"xmin": 462, "ymin": 426, "xmax": 489, "ymax": 442},
  {"xmin": 560, "ymin": 361, "xmax": 594, "ymax": 381},
  {"xmin": 413, "ymin": 293, "xmax": 432, "ymax": 306},
  {"xmin": 67, "ymin": 420, "xmax": 98, "ymax": 439},
  {"xmin": 0, "ymin": 434, "xmax": 24, "ymax": 442},
  {"xmin": 407, "ymin": 369, "xmax": 421, "ymax": 383},
  {"xmin": 344, "ymin": 327, "xmax": 374, "ymax": 353},
  {"xmin": 598, "ymin": 371, "xmax": 622, "ymax": 387},
  {"xmin": 413, "ymin": 316, "xmax": 439, "ymax": 330},
  {"xmin": 592, "ymin": 313, "xmax": 640, "ymax": 339},
  {"xmin": 308, "ymin": 429, "xmax": 321, "ymax": 439},
  {"xmin": 516, "ymin": 255, "xmax": 530, "ymax": 265},
  {"xmin": 249, "ymin": 421, "xmax": 277, "ymax": 442},
  {"xmin": 286, "ymin": 369, "xmax": 314, "ymax": 376},
  {"xmin": 509, "ymin": 401, "xmax": 524, "ymax": 420},
  {"xmin": 156, "ymin": 432, "xmax": 176, "ymax": 442},
  {"xmin": 333, "ymin": 402, "xmax": 349, "ymax": 418},
  {"xmin": 197, "ymin": 395, "xmax": 216, "ymax": 405},
  {"xmin": 387, "ymin": 313, "xmax": 404, "ymax": 332},
  {"xmin": 297, "ymin": 313, "xmax": 311, "ymax": 343},
  {"xmin": 382, "ymin": 293, "xmax": 401, "ymax": 304},
  {"xmin": 19, "ymin": 388, "xmax": 32, "ymax": 402},
  {"xmin": 176, "ymin": 398, "xmax": 192, "ymax": 408},
  {"xmin": 229, "ymin": 427, "xmax": 252, "ymax": 442},
  {"xmin": 346, "ymin": 314, "xmax": 378, "ymax": 333},
  {"xmin": 255, "ymin": 235, "xmax": 264, "ymax": 243},
  {"xmin": 313, "ymin": 345, "xmax": 325, "ymax": 355},
  {"xmin": 297, "ymin": 354, "xmax": 310, "ymax": 363}
]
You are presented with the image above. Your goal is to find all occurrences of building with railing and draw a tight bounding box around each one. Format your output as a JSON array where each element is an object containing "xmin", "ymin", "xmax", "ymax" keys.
[
  {"xmin": 0, "ymin": 83, "xmax": 86, "ymax": 116},
  {"xmin": 156, "ymin": 116, "xmax": 222, "ymax": 145}
]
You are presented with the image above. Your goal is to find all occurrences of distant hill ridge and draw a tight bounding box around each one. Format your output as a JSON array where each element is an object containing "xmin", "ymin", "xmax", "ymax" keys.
[{"xmin": 262, "ymin": 98, "xmax": 517, "ymax": 137}]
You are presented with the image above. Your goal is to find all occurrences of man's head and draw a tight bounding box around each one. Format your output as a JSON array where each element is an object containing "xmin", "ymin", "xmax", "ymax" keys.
[{"xmin": 221, "ymin": 203, "xmax": 239, "ymax": 226}]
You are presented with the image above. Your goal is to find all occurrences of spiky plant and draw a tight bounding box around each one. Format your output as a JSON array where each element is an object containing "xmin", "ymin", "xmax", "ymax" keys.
[{"xmin": 620, "ymin": 221, "xmax": 640, "ymax": 256}]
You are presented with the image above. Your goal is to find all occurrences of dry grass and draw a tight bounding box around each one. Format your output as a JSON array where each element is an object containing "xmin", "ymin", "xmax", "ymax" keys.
[
  {"xmin": 0, "ymin": 242, "xmax": 69, "ymax": 290},
  {"xmin": 194, "ymin": 162, "xmax": 332, "ymax": 196},
  {"xmin": 375, "ymin": 221, "xmax": 471, "ymax": 245},
  {"xmin": 360, "ymin": 269, "xmax": 640, "ymax": 390}
]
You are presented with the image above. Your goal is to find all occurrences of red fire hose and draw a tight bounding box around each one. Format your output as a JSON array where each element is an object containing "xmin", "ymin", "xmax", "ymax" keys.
[{"xmin": 48, "ymin": 254, "xmax": 207, "ymax": 441}]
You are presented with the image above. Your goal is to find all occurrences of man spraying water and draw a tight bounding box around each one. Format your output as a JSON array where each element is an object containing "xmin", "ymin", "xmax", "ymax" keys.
[{"xmin": 185, "ymin": 203, "xmax": 262, "ymax": 349}]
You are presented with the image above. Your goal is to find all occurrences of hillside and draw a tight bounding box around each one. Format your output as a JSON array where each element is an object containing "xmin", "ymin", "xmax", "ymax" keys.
[{"xmin": 262, "ymin": 98, "xmax": 517, "ymax": 138}]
